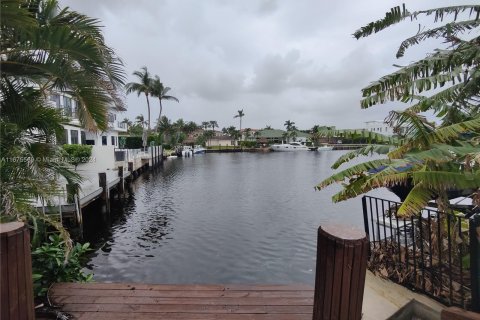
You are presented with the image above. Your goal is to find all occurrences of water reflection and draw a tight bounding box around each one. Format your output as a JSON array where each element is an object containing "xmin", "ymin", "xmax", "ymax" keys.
[{"xmin": 82, "ymin": 151, "xmax": 396, "ymax": 284}]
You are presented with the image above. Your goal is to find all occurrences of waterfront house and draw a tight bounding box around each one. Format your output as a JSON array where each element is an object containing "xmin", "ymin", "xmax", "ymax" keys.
[{"xmin": 48, "ymin": 91, "xmax": 128, "ymax": 170}]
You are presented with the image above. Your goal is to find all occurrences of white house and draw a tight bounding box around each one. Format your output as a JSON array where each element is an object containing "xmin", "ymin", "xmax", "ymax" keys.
[
  {"xmin": 365, "ymin": 120, "xmax": 395, "ymax": 136},
  {"xmin": 48, "ymin": 91, "xmax": 128, "ymax": 171},
  {"xmin": 48, "ymin": 92, "xmax": 127, "ymax": 147}
]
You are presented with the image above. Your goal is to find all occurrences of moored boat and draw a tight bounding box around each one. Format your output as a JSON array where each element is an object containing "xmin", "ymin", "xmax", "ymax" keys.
[{"xmin": 270, "ymin": 142, "xmax": 311, "ymax": 151}]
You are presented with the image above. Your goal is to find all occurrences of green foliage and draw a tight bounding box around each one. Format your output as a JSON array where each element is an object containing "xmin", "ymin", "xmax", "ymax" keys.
[
  {"xmin": 32, "ymin": 234, "xmax": 93, "ymax": 297},
  {"xmin": 124, "ymin": 136, "xmax": 144, "ymax": 149},
  {"xmin": 240, "ymin": 141, "xmax": 257, "ymax": 148},
  {"xmin": 62, "ymin": 145, "xmax": 92, "ymax": 169},
  {"xmin": 318, "ymin": 4, "xmax": 480, "ymax": 217},
  {"xmin": 147, "ymin": 133, "xmax": 163, "ymax": 146}
]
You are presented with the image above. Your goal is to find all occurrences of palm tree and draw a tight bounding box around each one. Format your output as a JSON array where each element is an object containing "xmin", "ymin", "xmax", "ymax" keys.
[
  {"xmin": 284, "ymin": 120, "xmax": 295, "ymax": 132},
  {"xmin": 125, "ymin": 67, "xmax": 153, "ymax": 130},
  {"xmin": 209, "ymin": 121, "xmax": 218, "ymax": 147},
  {"xmin": 184, "ymin": 121, "xmax": 199, "ymax": 135},
  {"xmin": 122, "ymin": 118, "xmax": 133, "ymax": 127},
  {"xmin": 264, "ymin": 125, "xmax": 272, "ymax": 130},
  {"xmin": 135, "ymin": 115, "xmax": 148, "ymax": 128},
  {"xmin": 201, "ymin": 121, "xmax": 210, "ymax": 131},
  {"xmin": 234, "ymin": 109, "xmax": 245, "ymax": 138},
  {"xmin": 209, "ymin": 120, "xmax": 219, "ymax": 132},
  {"xmin": 1, "ymin": 0, "xmax": 125, "ymax": 228},
  {"xmin": 317, "ymin": 4, "xmax": 480, "ymax": 217},
  {"xmin": 150, "ymin": 76, "xmax": 179, "ymax": 131},
  {"xmin": 244, "ymin": 128, "xmax": 252, "ymax": 140}
]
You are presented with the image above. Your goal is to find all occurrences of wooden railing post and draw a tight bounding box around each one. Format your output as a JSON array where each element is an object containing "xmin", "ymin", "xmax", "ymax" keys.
[
  {"xmin": 0, "ymin": 222, "xmax": 35, "ymax": 320},
  {"xmin": 312, "ymin": 225, "xmax": 369, "ymax": 320}
]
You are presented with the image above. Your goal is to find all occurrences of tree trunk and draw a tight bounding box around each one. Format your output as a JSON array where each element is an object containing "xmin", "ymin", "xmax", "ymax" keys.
[{"xmin": 145, "ymin": 93, "xmax": 151, "ymax": 131}]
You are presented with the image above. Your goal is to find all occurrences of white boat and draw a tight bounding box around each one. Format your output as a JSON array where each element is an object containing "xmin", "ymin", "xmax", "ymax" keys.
[
  {"xmin": 193, "ymin": 145, "xmax": 206, "ymax": 154},
  {"xmin": 270, "ymin": 142, "xmax": 314, "ymax": 152},
  {"xmin": 317, "ymin": 145, "xmax": 334, "ymax": 151},
  {"xmin": 180, "ymin": 145, "xmax": 206, "ymax": 155}
]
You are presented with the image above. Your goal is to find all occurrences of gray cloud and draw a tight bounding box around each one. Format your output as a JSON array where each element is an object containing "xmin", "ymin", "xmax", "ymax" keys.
[{"xmin": 61, "ymin": 0, "xmax": 476, "ymax": 130}]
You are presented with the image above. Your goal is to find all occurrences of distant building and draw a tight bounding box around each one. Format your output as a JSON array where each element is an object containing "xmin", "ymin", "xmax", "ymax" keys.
[
  {"xmin": 255, "ymin": 129, "xmax": 311, "ymax": 144},
  {"xmin": 365, "ymin": 120, "xmax": 395, "ymax": 136}
]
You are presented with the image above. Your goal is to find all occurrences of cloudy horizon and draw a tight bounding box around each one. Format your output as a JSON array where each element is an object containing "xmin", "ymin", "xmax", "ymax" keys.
[{"xmin": 61, "ymin": 0, "xmax": 475, "ymax": 131}]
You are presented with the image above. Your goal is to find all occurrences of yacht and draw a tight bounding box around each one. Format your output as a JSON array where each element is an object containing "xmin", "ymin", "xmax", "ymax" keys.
[{"xmin": 270, "ymin": 142, "xmax": 316, "ymax": 152}]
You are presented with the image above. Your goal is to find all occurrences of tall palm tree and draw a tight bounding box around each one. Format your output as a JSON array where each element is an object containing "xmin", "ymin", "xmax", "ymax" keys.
[
  {"xmin": 234, "ymin": 109, "xmax": 245, "ymax": 138},
  {"xmin": 150, "ymin": 76, "xmax": 179, "ymax": 131},
  {"xmin": 125, "ymin": 67, "xmax": 153, "ymax": 130}
]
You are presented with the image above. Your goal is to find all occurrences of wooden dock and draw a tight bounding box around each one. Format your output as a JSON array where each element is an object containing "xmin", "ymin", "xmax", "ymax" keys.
[{"xmin": 48, "ymin": 283, "xmax": 314, "ymax": 319}]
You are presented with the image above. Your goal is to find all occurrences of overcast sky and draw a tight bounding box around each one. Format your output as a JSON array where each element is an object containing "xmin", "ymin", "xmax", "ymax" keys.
[{"xmin": 61, "ymin": 0, "xmax": 474, "ymax": 130}]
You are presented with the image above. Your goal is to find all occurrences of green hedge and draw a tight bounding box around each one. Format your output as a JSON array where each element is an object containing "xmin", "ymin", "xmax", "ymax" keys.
[{"xmin": 124, "ymin": 136, "xmax": 143, "ymax": 149}]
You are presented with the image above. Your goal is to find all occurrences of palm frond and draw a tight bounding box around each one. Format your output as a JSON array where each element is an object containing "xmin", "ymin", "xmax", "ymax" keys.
[
  {"xmin": 331, "ymin": 144, "xmax": 392, "ymax": 169},
  {"xmin": 315, "ymin": 159, "xmax": 391, "ymax": 190},
  {"xmin": 397, "ymin": 19, "xmax": 480, "ymax": 58},
  {"xmin": 354, "ymin": 5, "xmax": 480, "ymax": 39},
  {"xmin": 396, "ymin": 183, "xmax": 436, "ymax": 217}
]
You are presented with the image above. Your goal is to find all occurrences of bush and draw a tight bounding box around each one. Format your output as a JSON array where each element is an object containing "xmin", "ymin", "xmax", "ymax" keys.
[
  {"xmin": 62, "ymin": 144, "xmax": 92, "ymax": 169},
  {"xmin": 31, "ymin": 234, "xmax": 93, "ymax": 297},
  {"xmin": 124, "ymin": 136, "xmax": 143, "ymax": 149},
  {"xmin": 240, "ymin": 141, "xmax": 257, "ymax": 148}
]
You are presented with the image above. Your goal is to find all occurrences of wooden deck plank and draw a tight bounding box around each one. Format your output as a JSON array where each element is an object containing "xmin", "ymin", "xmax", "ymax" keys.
[
  {"xmin": 51, "ymin": 288, "xmax": 313, "ymax": 298},
  {"xmin": 59, "ymin": 303, "xmax": 312, "ymax": 314},
  {"xmin": 75, "ymin": 312, "xmax": 312, "ymax": 320},
  {"xmin": 53, "ymin": 283, "xmax": 313, "ymax": 291},
  {"xmin": 53, "ymin": 296, "xmax": 314, "ymax": 305},
  {"xmin": 49, "ymin": 283, "xmax": 314, "ymax": 319}
]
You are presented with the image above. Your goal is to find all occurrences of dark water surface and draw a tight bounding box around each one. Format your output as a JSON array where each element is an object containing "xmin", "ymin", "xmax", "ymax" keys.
[{"xmin": 83, "ymin": 151, "xmax": 395, "ymax": 284}]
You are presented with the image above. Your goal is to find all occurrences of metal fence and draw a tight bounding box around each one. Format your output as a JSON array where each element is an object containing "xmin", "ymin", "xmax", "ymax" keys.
[{"xmin": 362, "ymin": 195, "xmax": 479, "ymax": 311}]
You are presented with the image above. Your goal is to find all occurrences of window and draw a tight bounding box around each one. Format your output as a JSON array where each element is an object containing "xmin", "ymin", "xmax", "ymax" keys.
[
  {"xmin": 111, "ymin": 136, "xmax": 115, "ymax": 146},
  {"xmin": 70, "ymin": 130, "xmax": 79, "ymax": 144},
  {"xmin": 57, "ymin": 129, "xmax": 68, "ymax": 145},
  {"xmin": 50, "ymin": 94, "xmax": 60, "ymax": 108},
  {"xmin": 63, "ymin": 96, "xmax": 72, "ymax": 117},
  {"xmin": 102, "ymin": 136, "xmax": 107, "ymax": 145},
  {"xmin": 108, "ymin": 114, "xmax": 115, "ymax": 123},
  {"xmin": 81, "ymin": 131, "xmax": 86, "ymax": 144}
]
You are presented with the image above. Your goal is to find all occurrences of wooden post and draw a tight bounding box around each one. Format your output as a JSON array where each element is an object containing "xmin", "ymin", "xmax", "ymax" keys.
[
  {"xmin": 0, "ymin": 222, "xmax": 35, "ymax": 320},
  {"xmin": 98, "ymin": 172, "xmax": 110, "ymax": 213},
  {"xmin": 118, "ymin": 166, "xmax": 124, "ymax": 195},
  {"xmin": 312, "ymin": 225, "xmax": 368, "ymax": 320},
  {"xmin": 128, "ymin": 161, "xmax": 134, "ymax": 178}
]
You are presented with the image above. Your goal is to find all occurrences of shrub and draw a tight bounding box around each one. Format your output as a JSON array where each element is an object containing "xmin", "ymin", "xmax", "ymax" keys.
[
  {"xmin": 124, "ymin": 136, "xmax": 143, "ymax": 149},
  {"xmin": 62, "ymin": 144, "xmax": 92, "ymax": 169},
  {"xmin": 31, "ymin": 234, "xmax": 93, "ymax": 297}
]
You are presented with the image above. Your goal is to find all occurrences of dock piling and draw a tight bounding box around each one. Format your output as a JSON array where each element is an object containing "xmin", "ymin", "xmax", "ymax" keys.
[
  {"xmin": 0, "ymin": 222, "xmax": 35, "ymax": 320},
  {"xmin": 312, "ymin": 225, "xmax": 368, "ymax": 320},
  {"xmin": 98, "ymin": 172, "xmax": 110, "ymax": 213},
  {"xmin": 118, "ymin": 166, "xmax": 124, "ymax": 196}
]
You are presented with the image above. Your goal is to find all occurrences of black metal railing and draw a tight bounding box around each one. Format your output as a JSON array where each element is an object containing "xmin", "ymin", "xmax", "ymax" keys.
[{"xmin": 362, "ymin": 195, "xmax": 479, "ymax": 311}]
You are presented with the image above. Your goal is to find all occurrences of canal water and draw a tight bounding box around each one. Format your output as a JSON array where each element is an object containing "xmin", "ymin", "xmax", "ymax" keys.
[{"xmin": 83, "ymin": 151, "xmax": 395, "ymax": 284}]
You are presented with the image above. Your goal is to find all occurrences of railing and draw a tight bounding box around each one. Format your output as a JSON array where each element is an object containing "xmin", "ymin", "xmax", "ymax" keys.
[{"xmin": 362, "ymin": 195, "xmax": 479, "ymax": 311}]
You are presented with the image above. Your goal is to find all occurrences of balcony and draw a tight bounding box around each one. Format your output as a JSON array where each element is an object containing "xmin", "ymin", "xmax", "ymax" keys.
[{"xmin": 108, "ymin": 120, "xmax": 128, "ymax": 132}]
